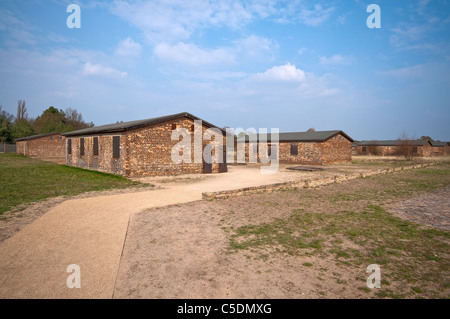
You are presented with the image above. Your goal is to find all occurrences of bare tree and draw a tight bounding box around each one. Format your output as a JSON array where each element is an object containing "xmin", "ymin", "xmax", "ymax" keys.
[
  {"xmin": 16, "ymin": 100, "xmax": 28, "ymax": 122},
  {"xmin": 397, "ymin": 131, "xmax": 417, "ymax": 160},
  {"xmin": 65, "ymin": 107, "xmax": 90, "ymax": 130},
  {"xmin": 367, "ymin": 145, "xmax": 381, "ymax": 155}
]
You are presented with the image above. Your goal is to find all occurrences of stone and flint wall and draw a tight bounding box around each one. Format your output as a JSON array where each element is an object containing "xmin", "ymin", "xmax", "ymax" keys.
[
  {"xmin": 203, "ymin": 162, "xmax": 435, "ymax": 200},
  {"xmin": 16, "ymin": 133, "xmax": 66, "ymax": 164},
  {"xmin": 66, "ymin": 133, "xmax": 126, "ymax": 175},
  {"xmin": 66, "ymin": 117, "xmax": 227, "ymax": 177},
  {"xmin": 244, "ymin": 132, "xmax": 352, "ymax": 165}
]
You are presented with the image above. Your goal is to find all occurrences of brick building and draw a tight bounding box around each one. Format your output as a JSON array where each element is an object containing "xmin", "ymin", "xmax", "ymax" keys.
[
  {"xmin": 62, "ymin": 112, "xmax": 228, "ymax": 177},
  {"xmin": 239, "ymin": 130, "xmax": 354, "ymax": 165},
  {"xmin": 430, "ymin": 141, "xmax": 450, "ymax": 156},
  {"xmin": 353, "ymin": 140, "xmax": 433, "ymax": 157},
  {"xmin": 15, "ymin": 133, "xmax": 66, "ymax": 164}
]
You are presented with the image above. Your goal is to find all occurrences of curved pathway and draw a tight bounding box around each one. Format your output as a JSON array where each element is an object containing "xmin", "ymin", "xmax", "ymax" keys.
[{"xmin": 0, "ymin": 165, "xmax": 308, "ymax": 298}]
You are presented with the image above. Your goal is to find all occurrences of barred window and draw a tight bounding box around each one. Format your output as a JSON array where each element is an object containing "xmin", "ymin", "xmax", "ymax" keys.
[
  {"xmin": 80, "ymin": 138, "xmax": 85, "ymax": 156},
  {"xmin": 290, "ymin": 143, "xmax": 298, "ymax": 156},
  {"xmin": 93, "ymin": 137, "xmax": 99, "ymax": 156},
  {"xmin": 67, "ymin": 139, "xmax": 72, "ymax": 155},
  {"xmin": 113, "ymin": 136, "xmax": 120, "ymax": 158}
]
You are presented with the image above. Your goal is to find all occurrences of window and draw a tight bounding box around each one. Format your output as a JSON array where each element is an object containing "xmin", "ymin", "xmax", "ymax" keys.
[
  {"xmin": 290, "ymin": 143, "xmax": 298, "ymax": 156},
  {"xmin": 190, "ymin": 124, "xmax": 195, "ymax": 132},
  {"xmin": 267, "ymin": 144, "xmax": 272, "ymax": 157},
  {"xmin": 172, "ymin": 123, "xmax": 177, "ymax": 130},
  {"xmin": 412, "ymin": 146, "xmax": 418, "ymax": 154},
  {"xmin": 49, "ymin": 136, "xmax": 53, "ymax": 140},
  {"xmin": 93, "ymin": 137, "xmax": 99, "ymax": 156},
  {"xmin": 80, "ymin": 138, "xmax": 85, "ymax": 156},
  {"xmin": 67, "ymin": 139, "xmax": 72, "ymax": 155},
  {"xmin": 113, "ymin": 136, "xmax": 120, "ymax": 158}
]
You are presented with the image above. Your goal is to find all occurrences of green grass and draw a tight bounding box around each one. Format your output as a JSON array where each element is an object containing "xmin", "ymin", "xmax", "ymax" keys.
[{"xmin": 0, "ymin": 153, "xmax": 147, "ymax": 215}]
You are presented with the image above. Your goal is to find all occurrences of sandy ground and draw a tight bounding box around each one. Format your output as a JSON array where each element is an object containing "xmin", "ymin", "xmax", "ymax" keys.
[
  {"xmin": 0, "ymin": 164, "xmax": 349, "ymax": 299},
  {"xmin": 113, "ymin": 202, "xmax": 361, "ymax": 299}
]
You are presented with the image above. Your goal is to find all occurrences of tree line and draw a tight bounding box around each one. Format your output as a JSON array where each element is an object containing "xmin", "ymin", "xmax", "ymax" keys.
[{"xmin": 0, "ymin": 100, "xmax": 93, "ymax": 143}]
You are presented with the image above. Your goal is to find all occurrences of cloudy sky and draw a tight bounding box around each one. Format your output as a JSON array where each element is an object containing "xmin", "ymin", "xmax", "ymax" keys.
[{"xmin": 0, "ymin": 0, "xmax": 449, "ymax": 140}]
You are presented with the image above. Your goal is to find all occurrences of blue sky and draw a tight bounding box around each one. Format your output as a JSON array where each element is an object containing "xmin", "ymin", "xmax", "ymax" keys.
[{"xmin": 0, "ymin": 0, "xmax": 449, "ymax": 140}]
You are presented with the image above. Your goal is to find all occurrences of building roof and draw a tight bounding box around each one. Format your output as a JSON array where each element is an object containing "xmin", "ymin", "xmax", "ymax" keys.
[
  {"xmin": 15, "ymin": 132, "xmax": 61, "ymax": 142},
  {"xmin": 238, "ymin": 130, "xmax": 354, "ymax": 143},
  {"xmin": 429, "ymin": 141, "xmax": 447, "ymax": 147},
  {"xmin": 62, "ymin": 112, "xmax": 223, "ymax": 137},
  {"xmin": 356, "ymin": 139, "xmax": 432, "ymax": 146}
]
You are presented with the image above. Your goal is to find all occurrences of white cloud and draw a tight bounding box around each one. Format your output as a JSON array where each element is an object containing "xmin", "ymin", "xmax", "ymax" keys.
[
  {"xmin": 298, "ymin": 4, "xmax": 335, "ymax": 26},
  {"xmin": 0, "ymin": 10, "xmax": 37, "ymax": 47},
  {"xmin": 110, "ymin": 0, "xmax": 335, "ymax": 44},
  {"xmin": 319, "ymin": 54, "xmax": 354, "ymax": 66},
  {"xmin": 298, "ymin": 47, "xmax": 308, "ymax": 55},
  {"xmin": 115, "ymin": 37, "xmax": 142, "ymax": 57},
  {"xmin": 83, "ymin": 62, "xmax": 128, "ymax": 77},
  {"xmin": 110, "ymin": 0, "xmax": 260, "ymax": 43},
  {"xmin": 234, "ymin": 35, "xmax": 278, "ymax": 60},
  {"xmin": 154, "ymin": 42, "xmax": 235, "ymax": 66},
  {"xmin": 255, "ymin": 63, "xmax": 306, "ymax": 82}
]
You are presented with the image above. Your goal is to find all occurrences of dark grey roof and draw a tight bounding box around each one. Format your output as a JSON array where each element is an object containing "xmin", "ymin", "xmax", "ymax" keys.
[
  {"xmin": 430, "ymin": 141, "xmax": 447, "ymax": 147},
  {"xmin": 356, "ymin": 140, "xmax": 431, "ymax": 146},
  {"xmin": 238, "ymin": 130, "xmax": 354, "ymax": 143},
  {"xmin": 15, "ymin": 132, "xmax": 61, "ymax": 142},
  {"xmin": 62, "ymin": 112, "xmax": 223, "ymax": 137}
]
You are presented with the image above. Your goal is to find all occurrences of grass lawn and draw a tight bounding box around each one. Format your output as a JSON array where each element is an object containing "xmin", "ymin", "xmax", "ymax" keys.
[{"xmin": 0, "ymin": 153, "xmax": 146, "ymax": 216}]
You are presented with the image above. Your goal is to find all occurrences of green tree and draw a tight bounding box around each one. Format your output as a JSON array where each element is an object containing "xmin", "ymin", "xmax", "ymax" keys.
[
  {"xmin": 33, "ymin": 106, "xmax": 69, "ymax": 134},
  {"xmin": 1, "ymin": 106, "xmax": 14, "ymax": 143},
  {"xmin": 12, "ymin": 119, "xmax": 35, "ymax": 140},
  {"xmin": 0, "ymin": 105, "xmax": 14, "ymax": 143}
]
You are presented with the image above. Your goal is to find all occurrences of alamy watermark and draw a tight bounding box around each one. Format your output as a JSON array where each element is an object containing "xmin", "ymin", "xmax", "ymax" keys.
[
  {"xmin": 66, "ymin": 4, "xmax": 81, "ymax": 29},
  {"xmin": 67, "ymin": 264, "xmax": 81, "ymax": 288},
  {"xmin": 367, "ymin": 4, "xmax": 381, "ymax": 29},
  {"xmin": 366, "ymin": 264, "xmax": 381, "ymax": 289}
]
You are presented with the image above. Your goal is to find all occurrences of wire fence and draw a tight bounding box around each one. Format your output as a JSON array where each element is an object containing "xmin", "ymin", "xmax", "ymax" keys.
[{"xmin": 0, "ymin": 143, "xmax": 16, "ymax": 153}]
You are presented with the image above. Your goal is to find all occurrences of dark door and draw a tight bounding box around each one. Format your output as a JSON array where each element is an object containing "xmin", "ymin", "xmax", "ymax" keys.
[
  {"xmin": 219, "ymin": 145, "xmax": 227, "ymax": 173},
  {"xmin": 203, "ymin": 144, "xmax": 212, "ymax": 174}
]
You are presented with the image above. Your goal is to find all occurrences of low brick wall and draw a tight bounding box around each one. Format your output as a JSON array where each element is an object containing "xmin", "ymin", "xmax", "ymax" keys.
[{"xmin": 202, "ymin": 162, "xmax": 435, "ymax": 200}]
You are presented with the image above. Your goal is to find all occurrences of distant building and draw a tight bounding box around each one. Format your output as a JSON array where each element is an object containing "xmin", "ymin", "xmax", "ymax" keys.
[
  {"xmin": 238, "ymin": 130, "xmax": 354, "ymax": 165},
  {"xmin": 430, "ymin": 141, "xmax": 450, "ymax": 156},
  {"xmin": 352, "ymin": 139, "xmax": 433, "ymax": 157},
  {"xmin": 15, "ymin": 133, "xmax": 66, "ymax": 164}
]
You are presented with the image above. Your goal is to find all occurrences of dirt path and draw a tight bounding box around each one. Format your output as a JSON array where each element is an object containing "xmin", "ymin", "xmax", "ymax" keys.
[
  {"xmin": 0, "ymin": 187, "xmax": 200, "ymax": 298},
  {"xmin": 0, "ymin": 165, "xmax": 320, "ymax": 298}
]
